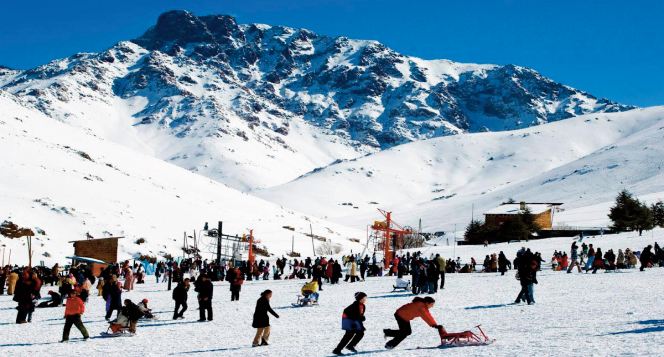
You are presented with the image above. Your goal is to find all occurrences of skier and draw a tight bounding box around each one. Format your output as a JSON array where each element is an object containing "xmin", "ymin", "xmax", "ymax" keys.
[
  {"xmin": 195, "ymin": 274, "xmax": 213, "ymax": 321},
  {"xmin": 333, "ymin": 292, "xmax": 367, "ymax": 355},
  {"xmin": 60, "ymin": 290, "xmax": 89, "ymax": 342},
  {"xmin": 252, "ymin": 290, "xmax": 279, "ymax": 347},
  {"xmin": 172, "ymin": 278, "xmax": 190, "ymax": 319},
  {"xmin": 640, "ymin": 245, "xmax": 654, "ymax": 271},
  {"xmin": 384, "ymin": 296, "xmax": 441, "ymax": 349}
]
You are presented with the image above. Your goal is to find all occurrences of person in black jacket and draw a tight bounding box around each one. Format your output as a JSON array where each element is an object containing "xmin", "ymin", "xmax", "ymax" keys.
[
  {"xmin": 13, "ymin": 270, "xmax": 35, "ymax": 324},
  {"xmin": 195, "ymin": 274, "xmax": 213, "ymax": 321},
  {"xmin": 333, "ymin": 292, "xmax": 367, "ymax": 355},
  {"xmin": 252, "ymin": 290, "xmax": 279, "ymax": 347},
  {"xmin": 172, "ymin": 278, "xmax": 190, "ymax": 319},
  {"xmin": 122, "ymin": 299, "xmax": 143, "ymax": 333}
]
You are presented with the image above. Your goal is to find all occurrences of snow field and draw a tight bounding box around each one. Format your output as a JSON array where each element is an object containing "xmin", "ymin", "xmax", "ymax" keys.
[{"xmin": 1, "ymin": 230, "xmax": 664, "ymax": 356}]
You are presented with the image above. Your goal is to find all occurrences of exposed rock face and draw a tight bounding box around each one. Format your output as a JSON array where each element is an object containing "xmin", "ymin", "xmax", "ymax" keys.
[{"xmin": 0, "ymin": 10, "xmax": 635, "ymax": 189}]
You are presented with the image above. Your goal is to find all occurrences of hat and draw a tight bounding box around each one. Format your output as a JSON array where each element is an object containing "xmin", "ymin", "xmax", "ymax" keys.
[
  {"xmin": 142, "ymin": 298, "xmax": 148, "ymax": 303},
  {"xmin": 354, "ymin": 292, "xmax": 367, "ymax": 301}
]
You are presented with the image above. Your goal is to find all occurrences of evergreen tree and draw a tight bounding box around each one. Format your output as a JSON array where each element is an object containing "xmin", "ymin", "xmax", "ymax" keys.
[
  {"xmin": 635, "ymin": 202, "xmax": 654, "ymax": 236},
  {"xmin": 519, "ymin": 206, "xmax": 540, "ymax": 232},
  {"xmin": 651, "ymin": 201, "xmax": 664, "ymax": 228},
  {"xmin": 464, "ymin": 220, "xmax": 486, "ymax": 244},
  {"xmin": 608, "ymin": 190, "xmax": 653, "ymax": 235}
]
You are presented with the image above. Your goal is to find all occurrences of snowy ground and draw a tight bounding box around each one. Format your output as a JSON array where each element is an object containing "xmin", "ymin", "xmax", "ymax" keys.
[{"xmin": 2, "ymin": 231, "xmax": 663, "ymax": 356}]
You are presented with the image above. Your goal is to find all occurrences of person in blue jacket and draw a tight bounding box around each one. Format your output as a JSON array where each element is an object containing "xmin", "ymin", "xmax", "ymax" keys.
[{"xmin": 333, "ymin": 292, "xmax": 367, "ymax": 355}]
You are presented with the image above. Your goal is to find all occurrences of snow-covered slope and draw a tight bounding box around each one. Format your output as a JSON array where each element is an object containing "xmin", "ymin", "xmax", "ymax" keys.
[
  {"xmin": 258, "ymin": 107, "xmax": 664, "ymax": 231},
  {"xmin": 1, "ymin": 10, "xmax": 633, "ymax": 190},
  {"xmin": 0, "ymin": 92, "xmax": 364, "ymax": 264}
]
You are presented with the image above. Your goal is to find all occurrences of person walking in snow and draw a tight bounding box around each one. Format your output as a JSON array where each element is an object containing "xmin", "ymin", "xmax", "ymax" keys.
[
  {"xmin": 195, "ymin": 274, "xmax": 213, "ymax": 321},
  {"xmin": 172, "ymin": 278, "xmax": 190, "ymax": 319},
  {"xmin": 252, "ymin": 290, "xmax": 279, "ymax": 347},
  {"xmin": 333, "ymin": 292, "xmax": 367, "ymax": 355},
  {"xmin": 384, "ymin": 296, "xmax": 441, "ymax": 349},
  {"xmin": 498, "ymin": 251, "xmax": 509, "ymax": 276},
  {"xmin": 567, "ymin": 241, "xmax": 582, "ymax": 273},
  {"xmin": 61, "ymin": 290, "xmax": 89, "ymax": 342}
]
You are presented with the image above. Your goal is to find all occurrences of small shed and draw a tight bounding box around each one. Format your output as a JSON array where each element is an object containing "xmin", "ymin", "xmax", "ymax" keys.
[
  {"xmin": 484, "ymin": 202, "xmax": 562, "ymax": 230},
  {"xmin": 70, "ymin": 237, "xmax": 123, "ymax": 276}
]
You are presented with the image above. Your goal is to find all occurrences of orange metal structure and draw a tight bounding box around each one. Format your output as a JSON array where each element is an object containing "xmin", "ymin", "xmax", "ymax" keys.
[
  {"xmin": 247, "ymin": 229, "xmax": 255, "ymax": 265},
  {"xmin": 371, "ymin": 209, "xmax": 413, "ymax": 269}
]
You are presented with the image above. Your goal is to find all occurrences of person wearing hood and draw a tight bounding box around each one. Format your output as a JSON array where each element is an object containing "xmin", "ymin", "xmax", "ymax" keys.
[{"xmin": 333, "ymin": 292, "xmax": 367, "ymax": 355}]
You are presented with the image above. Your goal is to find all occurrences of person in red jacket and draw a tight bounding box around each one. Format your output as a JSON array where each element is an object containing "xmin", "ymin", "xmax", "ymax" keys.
[
  {"xmin": 384, "ymin": 296, "xmax": 441, "ymax": 349},
  {"xmin": 61, "ymin": 290, "xmax": 89, "ymax": 342}
]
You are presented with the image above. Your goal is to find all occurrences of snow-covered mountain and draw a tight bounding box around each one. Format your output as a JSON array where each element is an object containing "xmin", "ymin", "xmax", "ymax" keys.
[
  {"xmin": 0, "ymin": 10, "xmax": 633, "ymax": 191},
  {"xmin": 258, "ymin": 107, "xmax": 664, "ymax": 232},
  {"xmin": 0, "ymin": 91, "xmax": 364, "ymax": 265}
]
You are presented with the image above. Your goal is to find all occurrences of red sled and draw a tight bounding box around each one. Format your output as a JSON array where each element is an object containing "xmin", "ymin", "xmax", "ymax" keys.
[{"xmin": 438, "ymin": 324, "xmax": 494, "ymax": 347}]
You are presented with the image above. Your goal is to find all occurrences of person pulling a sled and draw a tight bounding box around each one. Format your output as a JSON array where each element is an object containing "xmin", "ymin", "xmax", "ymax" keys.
[
  {"xmin": 252, "ymin": 289, "xmax": 279, "ymax": 347},
  {"xmin": 384, "ymin": 296, "xmax": 441, "ymax": 349},
  {"xmin": 333, "ymin": 292, "xmax": 367, "ymax": 355},
  {"xmin": 61, "ymin": 290, "xmax": 89, "ymax": 342}
]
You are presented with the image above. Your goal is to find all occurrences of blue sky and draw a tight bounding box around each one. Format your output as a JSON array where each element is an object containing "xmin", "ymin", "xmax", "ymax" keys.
[{"xmin": 1, "ymin": 0, "xmax": 662, "ymax": 106}]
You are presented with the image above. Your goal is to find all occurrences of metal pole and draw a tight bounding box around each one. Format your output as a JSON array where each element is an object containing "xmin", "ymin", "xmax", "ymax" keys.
[
  {"xmin": 310, "ymin": 223, "xmax": 316, "ymax": 257},
  {"xmin": 453, "ymin": 224, "xmax": 457, "ymax": 261},
  {"xmin": 183, "ymin": 232, "xmax": 186, "ymax": 259},
  {"xmin": 216, "ymin": 221, "xmax": 222, "ymax": 265},
  {"xmin": 291, "ymin": 235, "xmax": 294, "ymax": 255}
]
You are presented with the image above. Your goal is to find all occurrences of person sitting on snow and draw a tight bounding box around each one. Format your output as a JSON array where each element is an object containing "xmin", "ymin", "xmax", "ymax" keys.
[
  {"xmin": 301, "ymin": 279, "xmax": 319, "ymax": 302},
  {"xmin": 109, "ymin": 299, "xmax": 143, "ymax": 334},
  {"xmin": 137, "ymin": 298, "xmax": 154, "ymax": 319},
  {"xmin": 38, "ymin": 290, "xmax": 62, "ymax": 308},
  {"xmin": 393, "ymin": 277, "xmax": 410, "ymax": 290}
]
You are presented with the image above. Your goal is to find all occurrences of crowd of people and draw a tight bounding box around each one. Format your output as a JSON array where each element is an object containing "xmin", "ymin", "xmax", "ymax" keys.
[{"xmin": 1, "ymin": 238, "xmax": 663, "ymax": 353}]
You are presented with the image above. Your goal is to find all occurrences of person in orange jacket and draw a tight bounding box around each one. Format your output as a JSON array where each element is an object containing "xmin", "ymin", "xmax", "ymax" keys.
[
  {"xmin": 384, "ymin": 296, "xmax": 441, "ymax": 349},
  {"xmin": 61, "ymin": 290, "xmax": 89, "ymax": 342}
]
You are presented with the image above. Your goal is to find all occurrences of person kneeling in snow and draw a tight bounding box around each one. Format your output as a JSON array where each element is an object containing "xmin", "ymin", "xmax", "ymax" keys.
[
  {"xmin": 383, "ymin": 296, "xmax": 441, "ymax": 349},
  {"xmin": 61, "ymin": 290, "xmax": 89, "ymax": 342}
]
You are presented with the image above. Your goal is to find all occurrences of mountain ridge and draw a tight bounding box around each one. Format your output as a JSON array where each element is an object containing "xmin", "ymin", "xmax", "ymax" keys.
[{"xmin": 0, "ymin": 10, "xmax": 635, "ymax": 191}]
